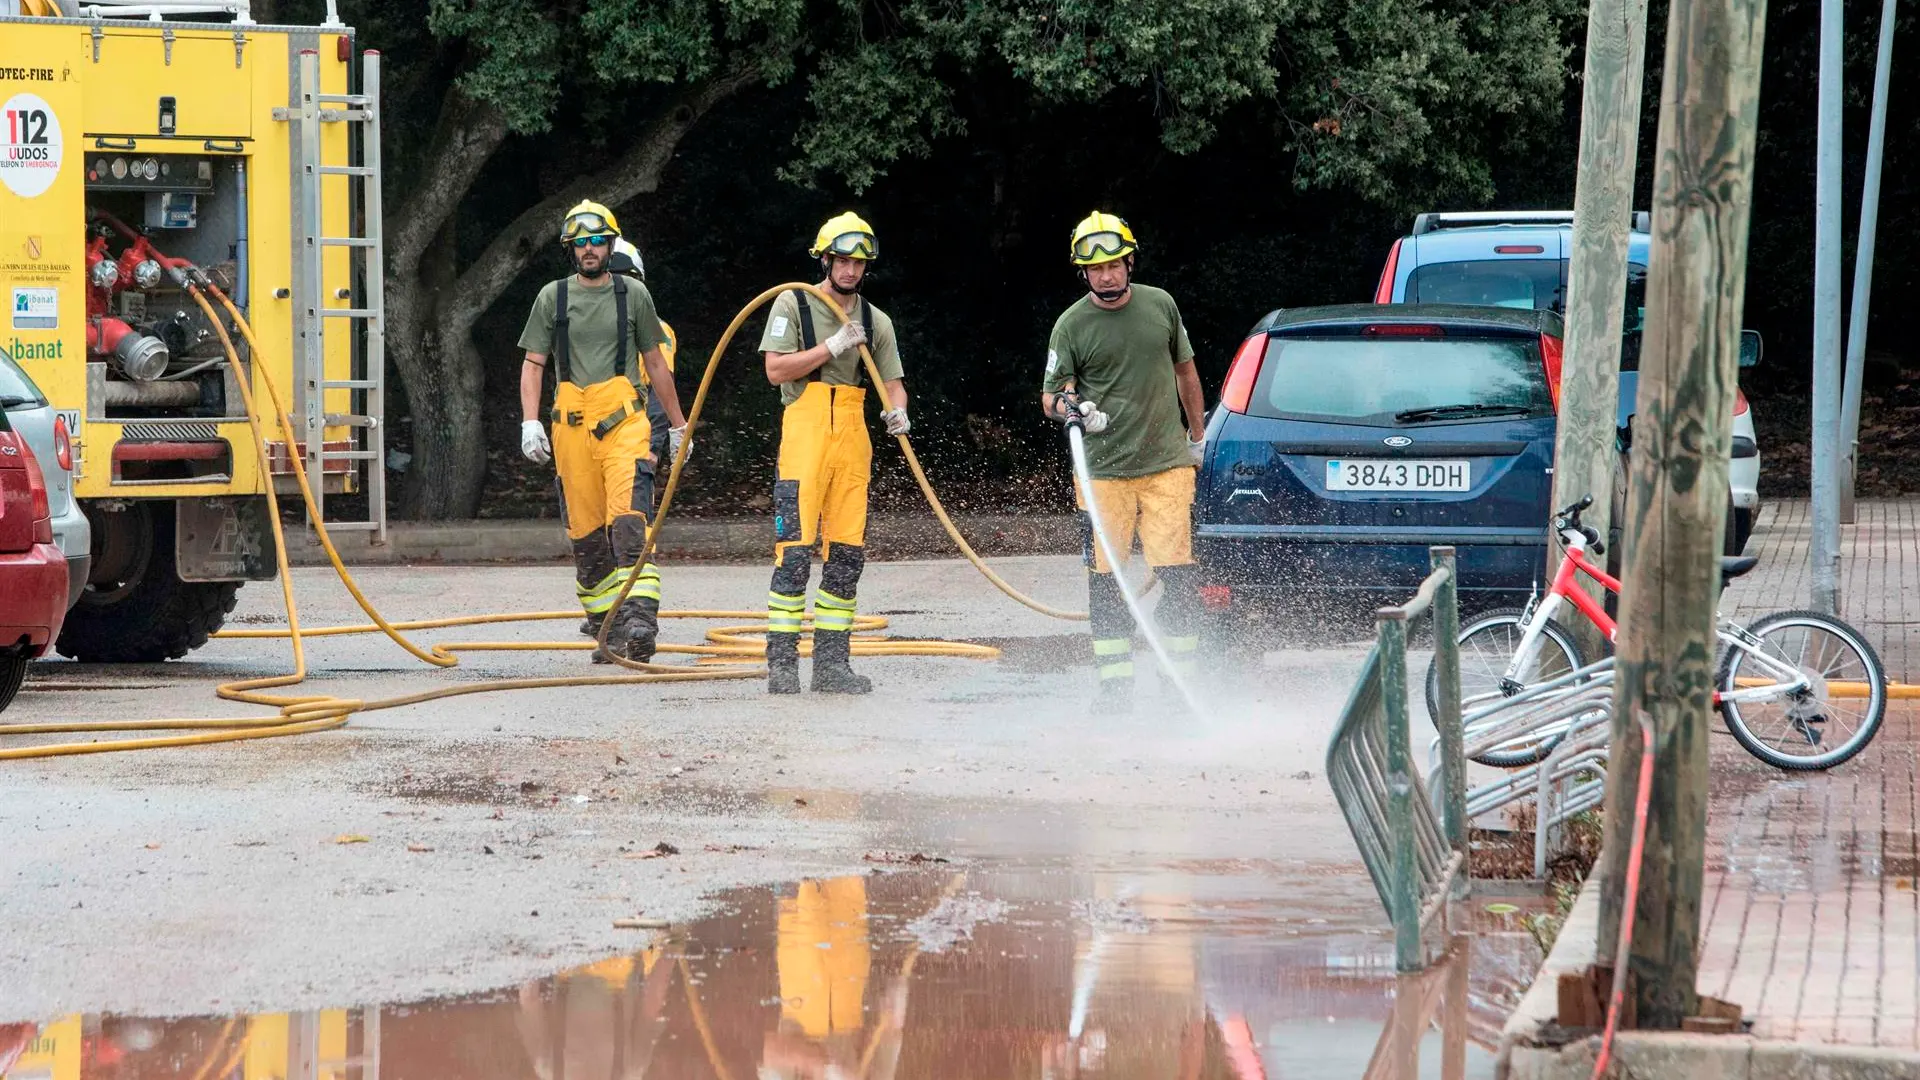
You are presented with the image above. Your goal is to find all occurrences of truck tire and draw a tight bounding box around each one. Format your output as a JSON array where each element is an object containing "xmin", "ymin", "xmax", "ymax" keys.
[{"xmin": 56, "ymin": 502, "xmax": 241, "ymax": 663}]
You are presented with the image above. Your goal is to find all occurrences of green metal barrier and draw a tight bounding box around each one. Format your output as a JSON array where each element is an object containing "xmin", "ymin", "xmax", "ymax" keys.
[{"xmin": 1325, "ymin": 546, "xmax": 1469, "ymax": 972}]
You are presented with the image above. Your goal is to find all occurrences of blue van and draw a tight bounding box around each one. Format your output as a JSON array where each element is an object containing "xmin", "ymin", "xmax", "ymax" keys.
[{"xmin": 1375, "ymin": 210, "xmax": 1761, "ymax": 549}]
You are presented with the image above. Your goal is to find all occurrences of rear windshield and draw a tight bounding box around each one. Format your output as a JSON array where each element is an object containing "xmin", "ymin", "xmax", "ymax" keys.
[
  {"xmin": 1251, "ymin": 335, "xmax": 1553, "ymax": 425},
  {"xmin": 1406, "ymin": 259, "xmax": 1563, "ymax": 311},
  {"xmin": 0, "ymin": 357, "xmax": 47, "ymax": 409}
]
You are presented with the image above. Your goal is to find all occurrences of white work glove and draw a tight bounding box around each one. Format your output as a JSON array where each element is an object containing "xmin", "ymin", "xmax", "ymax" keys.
[
  {"xmin": 520, "ymin": 419, "xmax": 551, "ymax": 464},
  {"xmin": 824, "ymin": 320, "xmax": 867, "ymax": 359},
  {"xmin": 667, "ymin": 425, "xmax": 688, "ymax": 463},
  {"xmin": 1074, "ymin": 399, "xmax": 1110, "ymax": 435},
  {"xmin": 881, "ymin": 408, "xmax": 910, "ymax": 436},
  {"xmin": 1188, "ymin": 435, "xmax": 1206, "ymax": 465}
]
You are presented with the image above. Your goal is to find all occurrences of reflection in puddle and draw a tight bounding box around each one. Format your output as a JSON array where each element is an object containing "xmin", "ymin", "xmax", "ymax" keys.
[{"xmin": 2, "ymin": 869, "xmax": 1533, "ymax": 1079}]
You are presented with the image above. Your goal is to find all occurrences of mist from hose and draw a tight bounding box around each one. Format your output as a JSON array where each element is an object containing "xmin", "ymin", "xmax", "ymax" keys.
[{"xmin": 1066, "ymin": 425, "xmax": 1206, "ymax": 719}]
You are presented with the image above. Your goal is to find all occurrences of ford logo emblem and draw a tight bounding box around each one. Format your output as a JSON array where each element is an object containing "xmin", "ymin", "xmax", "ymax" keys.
[{"xmin": 1383, "ymin": 436, "xmax": 1413, "ymax": 447}]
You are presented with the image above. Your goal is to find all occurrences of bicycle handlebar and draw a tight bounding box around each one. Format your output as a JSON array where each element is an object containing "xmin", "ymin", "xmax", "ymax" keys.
[{"xmin": 1553, "ymin": 494, "xmax": 1605, "ymax": 555}]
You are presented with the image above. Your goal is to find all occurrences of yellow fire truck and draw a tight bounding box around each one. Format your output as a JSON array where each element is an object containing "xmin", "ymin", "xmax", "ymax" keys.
[{"xmin": 1, "ymin": 0, "xmax": 384, "ymax": 661}]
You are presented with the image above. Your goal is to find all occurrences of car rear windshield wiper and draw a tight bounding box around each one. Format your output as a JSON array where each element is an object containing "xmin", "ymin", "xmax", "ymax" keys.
[
  {"xmin": 0, "ymin": 395, "xmax": 41, "ymax": 408},
  {"xmin": 1394, "ymin": 402, "xmax": 1534, "ymax": 423}
]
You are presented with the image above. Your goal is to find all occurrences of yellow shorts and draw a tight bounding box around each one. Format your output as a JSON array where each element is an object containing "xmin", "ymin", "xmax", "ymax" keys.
[{"xmin": 1076, "ymin": 465, "xmax": 1196, "ymax": 574}]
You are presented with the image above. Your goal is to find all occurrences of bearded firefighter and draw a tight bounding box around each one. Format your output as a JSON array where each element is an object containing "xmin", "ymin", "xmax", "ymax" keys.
[
  {"xmin": 519, "ymin": 201, "xmax": 689, "ymax": 663},
  {"xmin": 759, "ymin": 212, "xmax": 910, "ymax": 695}
]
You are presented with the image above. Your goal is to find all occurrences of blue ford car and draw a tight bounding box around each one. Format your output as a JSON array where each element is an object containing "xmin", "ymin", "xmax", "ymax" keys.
[{"xmin": 1194, "ymin": 304, "xmax": 1565, "ymax": 614}]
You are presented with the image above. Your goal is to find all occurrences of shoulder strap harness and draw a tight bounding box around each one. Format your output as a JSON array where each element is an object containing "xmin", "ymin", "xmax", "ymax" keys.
[
  {"xmin": 552, "ymin": 275, "xmax": 633, "ymax": 386},
  {"xmin": 790, "ymin": 290, "xmax": 874, "ymax": 384}
]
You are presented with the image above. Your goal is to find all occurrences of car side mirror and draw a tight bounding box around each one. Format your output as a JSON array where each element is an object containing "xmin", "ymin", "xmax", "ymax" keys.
[{"xmin": 1739, "ymin": 330, "xmax": 1763, "ymax": 368}]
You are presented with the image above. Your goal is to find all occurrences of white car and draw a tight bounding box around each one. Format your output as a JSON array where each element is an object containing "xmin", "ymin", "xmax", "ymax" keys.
[{"xmin": 1730, "ymin": 385, "xmax": 1760, "ymax": 553}]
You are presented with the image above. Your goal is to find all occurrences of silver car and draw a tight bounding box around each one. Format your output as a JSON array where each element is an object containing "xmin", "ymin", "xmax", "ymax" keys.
[{"xmin": 0, "ymin": 357, "xmax": 89, "ymax": 607}]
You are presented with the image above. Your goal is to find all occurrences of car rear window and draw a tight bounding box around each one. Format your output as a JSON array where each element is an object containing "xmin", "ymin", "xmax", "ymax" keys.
[
  {"xmin": 0, "ymin": 357, "xmax": 47, "ymax": 409},
  {"xmin": 1406, "ymin": 259, "xmax": 1563, "ymax": 311},
  {"xmin": 1251, "ymin": 335, "xmax": 1553, "ymax": 425}
]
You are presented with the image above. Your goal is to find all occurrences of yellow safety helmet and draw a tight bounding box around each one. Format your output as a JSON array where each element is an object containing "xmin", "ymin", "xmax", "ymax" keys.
[
  {"xmin": 808, "ymin": 211, "xmax": 878, "ymax": 260},
  {"xmin": 1069, "ymin": 211, "xmax": 1138, "ymax": 266},
  {"xmin": 559, "ymin": 199, "xmax": 621, "ymax": 243}
]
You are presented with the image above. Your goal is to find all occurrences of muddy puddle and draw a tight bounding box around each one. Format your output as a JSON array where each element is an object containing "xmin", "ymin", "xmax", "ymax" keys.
[{"xmin": 0, "ymin": 868, "xmax": 1541, "ymax": 1079}]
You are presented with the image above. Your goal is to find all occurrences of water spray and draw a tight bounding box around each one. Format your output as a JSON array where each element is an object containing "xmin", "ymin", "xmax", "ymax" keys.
[{"xmin": 1063, "ymin": 414, "xmax": 1207, "ymax": 719}]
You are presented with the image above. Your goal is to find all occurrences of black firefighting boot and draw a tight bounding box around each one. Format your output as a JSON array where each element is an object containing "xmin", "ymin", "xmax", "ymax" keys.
[
  {"xmin": 579, "ymin": 610, "xmax": 605, "ymax": 639},
  {"xmin": 1088, "ymin": 570, "xmax": 1135, "ymax": 714},
  {"xmin": 767, "ymin": 631, "xmax": 802, "ymax": 695},
  {"xmin": 595, "ymin": 598, "xmax": 658, "ymax": 664},
  {"xmin": 809, "ymin": 629, "xmax": 872, "ymax": 694}
]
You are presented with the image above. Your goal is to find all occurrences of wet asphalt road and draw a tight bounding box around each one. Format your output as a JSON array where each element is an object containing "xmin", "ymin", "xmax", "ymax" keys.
[{"xmin": 0, "ymin": 557, "xmax": 1449, "ymax": 1028}]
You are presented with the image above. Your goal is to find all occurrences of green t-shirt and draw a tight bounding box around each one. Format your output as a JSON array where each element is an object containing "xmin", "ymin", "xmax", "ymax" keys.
[
  {"xmin": 518, "ymin": 276, "xmax": 668, "ymax": 388},
  {"xmin": 1042, "ymin": 284, "xmax": 1195, "ymax": 479},
  {"xmin": 758, "ymin": 290, "xmax": 905, "ymax": 406}
]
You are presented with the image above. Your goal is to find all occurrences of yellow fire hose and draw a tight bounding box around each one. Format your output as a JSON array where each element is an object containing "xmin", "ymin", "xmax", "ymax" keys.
[{"xmin": 0, "ymin": 282, "xmax": 1081, "ymax": 760}]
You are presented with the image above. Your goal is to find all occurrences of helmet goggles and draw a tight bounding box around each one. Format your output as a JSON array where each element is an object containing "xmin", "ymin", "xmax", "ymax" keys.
[
  {"xmin": 820, "ymin": 230, "xmax": 878, "ymax": 260},
  {"xmin": 561, "ymin": 212, "xmax": 616, "ymax": 242},
  {"xmin": 1072, "ymin": 230, "xmax": 1133, "ymax": 264}
]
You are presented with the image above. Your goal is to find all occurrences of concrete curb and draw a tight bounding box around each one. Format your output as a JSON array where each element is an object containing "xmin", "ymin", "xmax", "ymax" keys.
[
  {"xmin": 1497, "ymin": 875, "xmax": 1920, "ymax": 1079},
  {"xmin": 283, "ymin": 513, "xmax": 1080, "ymax": 566}
]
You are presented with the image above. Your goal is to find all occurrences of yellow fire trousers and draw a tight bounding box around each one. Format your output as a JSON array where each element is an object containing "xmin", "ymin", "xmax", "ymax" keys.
[
  {"xmin": 553, "ymin": 377, "xmax": 659, "ymax": 616},
  {"xmin": 772, "ymin": 382, "xmax": 872, "ymax": 561},
  {"xmin": 776, "ymin": 876, "xmax": 870, "ymax": 1039}
]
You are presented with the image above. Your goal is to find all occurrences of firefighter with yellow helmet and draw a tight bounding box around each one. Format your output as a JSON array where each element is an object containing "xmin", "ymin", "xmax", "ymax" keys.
[
  {"xmin": 758, "ymin": 212, "xmax": 909, "ymax": 695},
  {"xmin": 519, "ymin": 201, "xmax": 689, "ymax": 663},
  {"xmin": 1041, "ymin": 213, "xmax": 1209, "ymax": 709}
]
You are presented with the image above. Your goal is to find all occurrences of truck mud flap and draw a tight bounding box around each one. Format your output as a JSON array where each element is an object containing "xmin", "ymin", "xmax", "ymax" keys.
[{"xmin": 176, "ymin": 496, "xmax": 278, "ymax": 581}]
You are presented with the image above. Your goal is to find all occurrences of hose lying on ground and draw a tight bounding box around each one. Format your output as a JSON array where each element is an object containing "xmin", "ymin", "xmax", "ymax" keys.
[{"xmin": 0, "ymin": 279, "xmax": 1086, "ymax": 760}]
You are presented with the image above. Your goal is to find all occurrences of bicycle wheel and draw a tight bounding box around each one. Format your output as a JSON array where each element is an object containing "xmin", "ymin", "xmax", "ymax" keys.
[
  {"xmin": 1425, "ymin": 607, "xmax": 1586, "ymax": 768},
  {"xmin": 1718, "ymin": 609, "xmax": 1887, "ymax": 770}
]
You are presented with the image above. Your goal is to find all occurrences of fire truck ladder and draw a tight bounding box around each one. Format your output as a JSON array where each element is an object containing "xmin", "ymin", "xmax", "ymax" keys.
[{"xmin": 286, "ymin": 47, "xmax": 387, "ymax": 545}]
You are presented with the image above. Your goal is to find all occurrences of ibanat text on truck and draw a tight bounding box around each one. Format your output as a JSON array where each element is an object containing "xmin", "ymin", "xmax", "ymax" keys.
[{"xmin": 1, "ymin": 0, "xmax": 385, "ymax": 661}]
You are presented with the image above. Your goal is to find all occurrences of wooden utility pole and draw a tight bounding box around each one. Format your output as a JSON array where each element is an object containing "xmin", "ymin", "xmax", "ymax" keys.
[
  {"xmin": 1595, "ymin": 0, "xmax": 1767, "ymax": 1030},
  {"xmin": 1552, "ymin": 0, "xmax": 1652, "ymax": 661}
]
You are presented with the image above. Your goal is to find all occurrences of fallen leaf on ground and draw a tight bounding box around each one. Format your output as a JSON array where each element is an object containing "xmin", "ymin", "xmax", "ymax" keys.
[
  {"xmin": 792, "ymin": 798, "xmax": 808, "ymax": 807},
  {"xmin": 407, "ymin": 844, "xmax": 433, "ymax": 853},
  {"xmin": 143, "ymin": 843, "xmax": 161, "ymax": 850},
  {"xmin": 332, "ymin": 835, "xmax": 371, "ymax": 845},
  {"xmin": 624, "ymin": 841, "xmax": 680, "ymax": 860}
]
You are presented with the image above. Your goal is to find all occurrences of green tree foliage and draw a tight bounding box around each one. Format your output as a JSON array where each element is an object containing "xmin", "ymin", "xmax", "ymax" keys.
[{"xmin": 347, "ymin": 0, "xmax": 1580, "ymax": 519}]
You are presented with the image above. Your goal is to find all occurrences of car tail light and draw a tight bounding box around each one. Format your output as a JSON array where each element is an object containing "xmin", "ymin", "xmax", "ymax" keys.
[
  {"xmin": 1734, "ymin": 388, "xmax": 1750, "ymax": 416},
  {"xmin": 1540, "ymin": 333, "xmax": 1565, "ymax": 407},
  {"xmin": 1494, "ymin": 244, "xmax": 1546, "ymax": 254},
  {"xmin": 1362, "ymin": 324, "xmax": 1444, "ymax": 337},
  {"xmin": 20, "ymin": 439, "xmax": 52, "ymax": 545},
  {"xmin": 1373, "ymin": 238, "xmax": 1403, "ymax": 304},
  {"xmin": 1219, "ymin": 334, "xmax": 1268, "ymax": 415},
  {"xmin": 1200, "ymin": 585, "xmax": 1233, "ymax": 610},
  {"xmin": 53, "ymin": 414, "xmax": 73, "ymax": 472}
]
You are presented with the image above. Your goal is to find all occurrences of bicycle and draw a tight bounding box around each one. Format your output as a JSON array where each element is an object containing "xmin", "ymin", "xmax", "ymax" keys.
[{"xmin": 1425, "ymin": 495, "xmax": 1887, "ymax": 771}]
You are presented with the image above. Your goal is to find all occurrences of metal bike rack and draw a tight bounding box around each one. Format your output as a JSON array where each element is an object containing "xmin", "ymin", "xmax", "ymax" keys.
[
  {"xmin": 1423, "ymin": 658, "xmax": 1617, "ymax": 880},
  {"xmin": 1326, "ymin": 547, "xmax": 1470, "ymax": 973}
]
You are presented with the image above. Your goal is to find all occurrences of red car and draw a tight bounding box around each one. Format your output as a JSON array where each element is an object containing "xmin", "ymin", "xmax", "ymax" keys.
[{"xmin": 0, "ymin": 412, "xmax": 66, "ymax": 713}]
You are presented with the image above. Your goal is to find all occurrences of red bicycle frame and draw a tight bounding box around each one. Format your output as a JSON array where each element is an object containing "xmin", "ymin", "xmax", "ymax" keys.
[{"xmin": 1545, "ymin": 541, "xmax": 1622, "ymax": 643}]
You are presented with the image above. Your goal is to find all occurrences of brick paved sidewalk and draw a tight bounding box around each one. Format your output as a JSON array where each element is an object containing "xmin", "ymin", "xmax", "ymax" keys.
[{"xmin": 1695, "ymin": 498, "xmax": 1920, "ymax": 1051}]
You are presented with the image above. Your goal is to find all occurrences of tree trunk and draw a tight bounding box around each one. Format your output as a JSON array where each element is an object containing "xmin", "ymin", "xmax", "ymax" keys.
[{"xmin": 388, "ymin": 257, "xmax": 489, "ymax": 519}]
